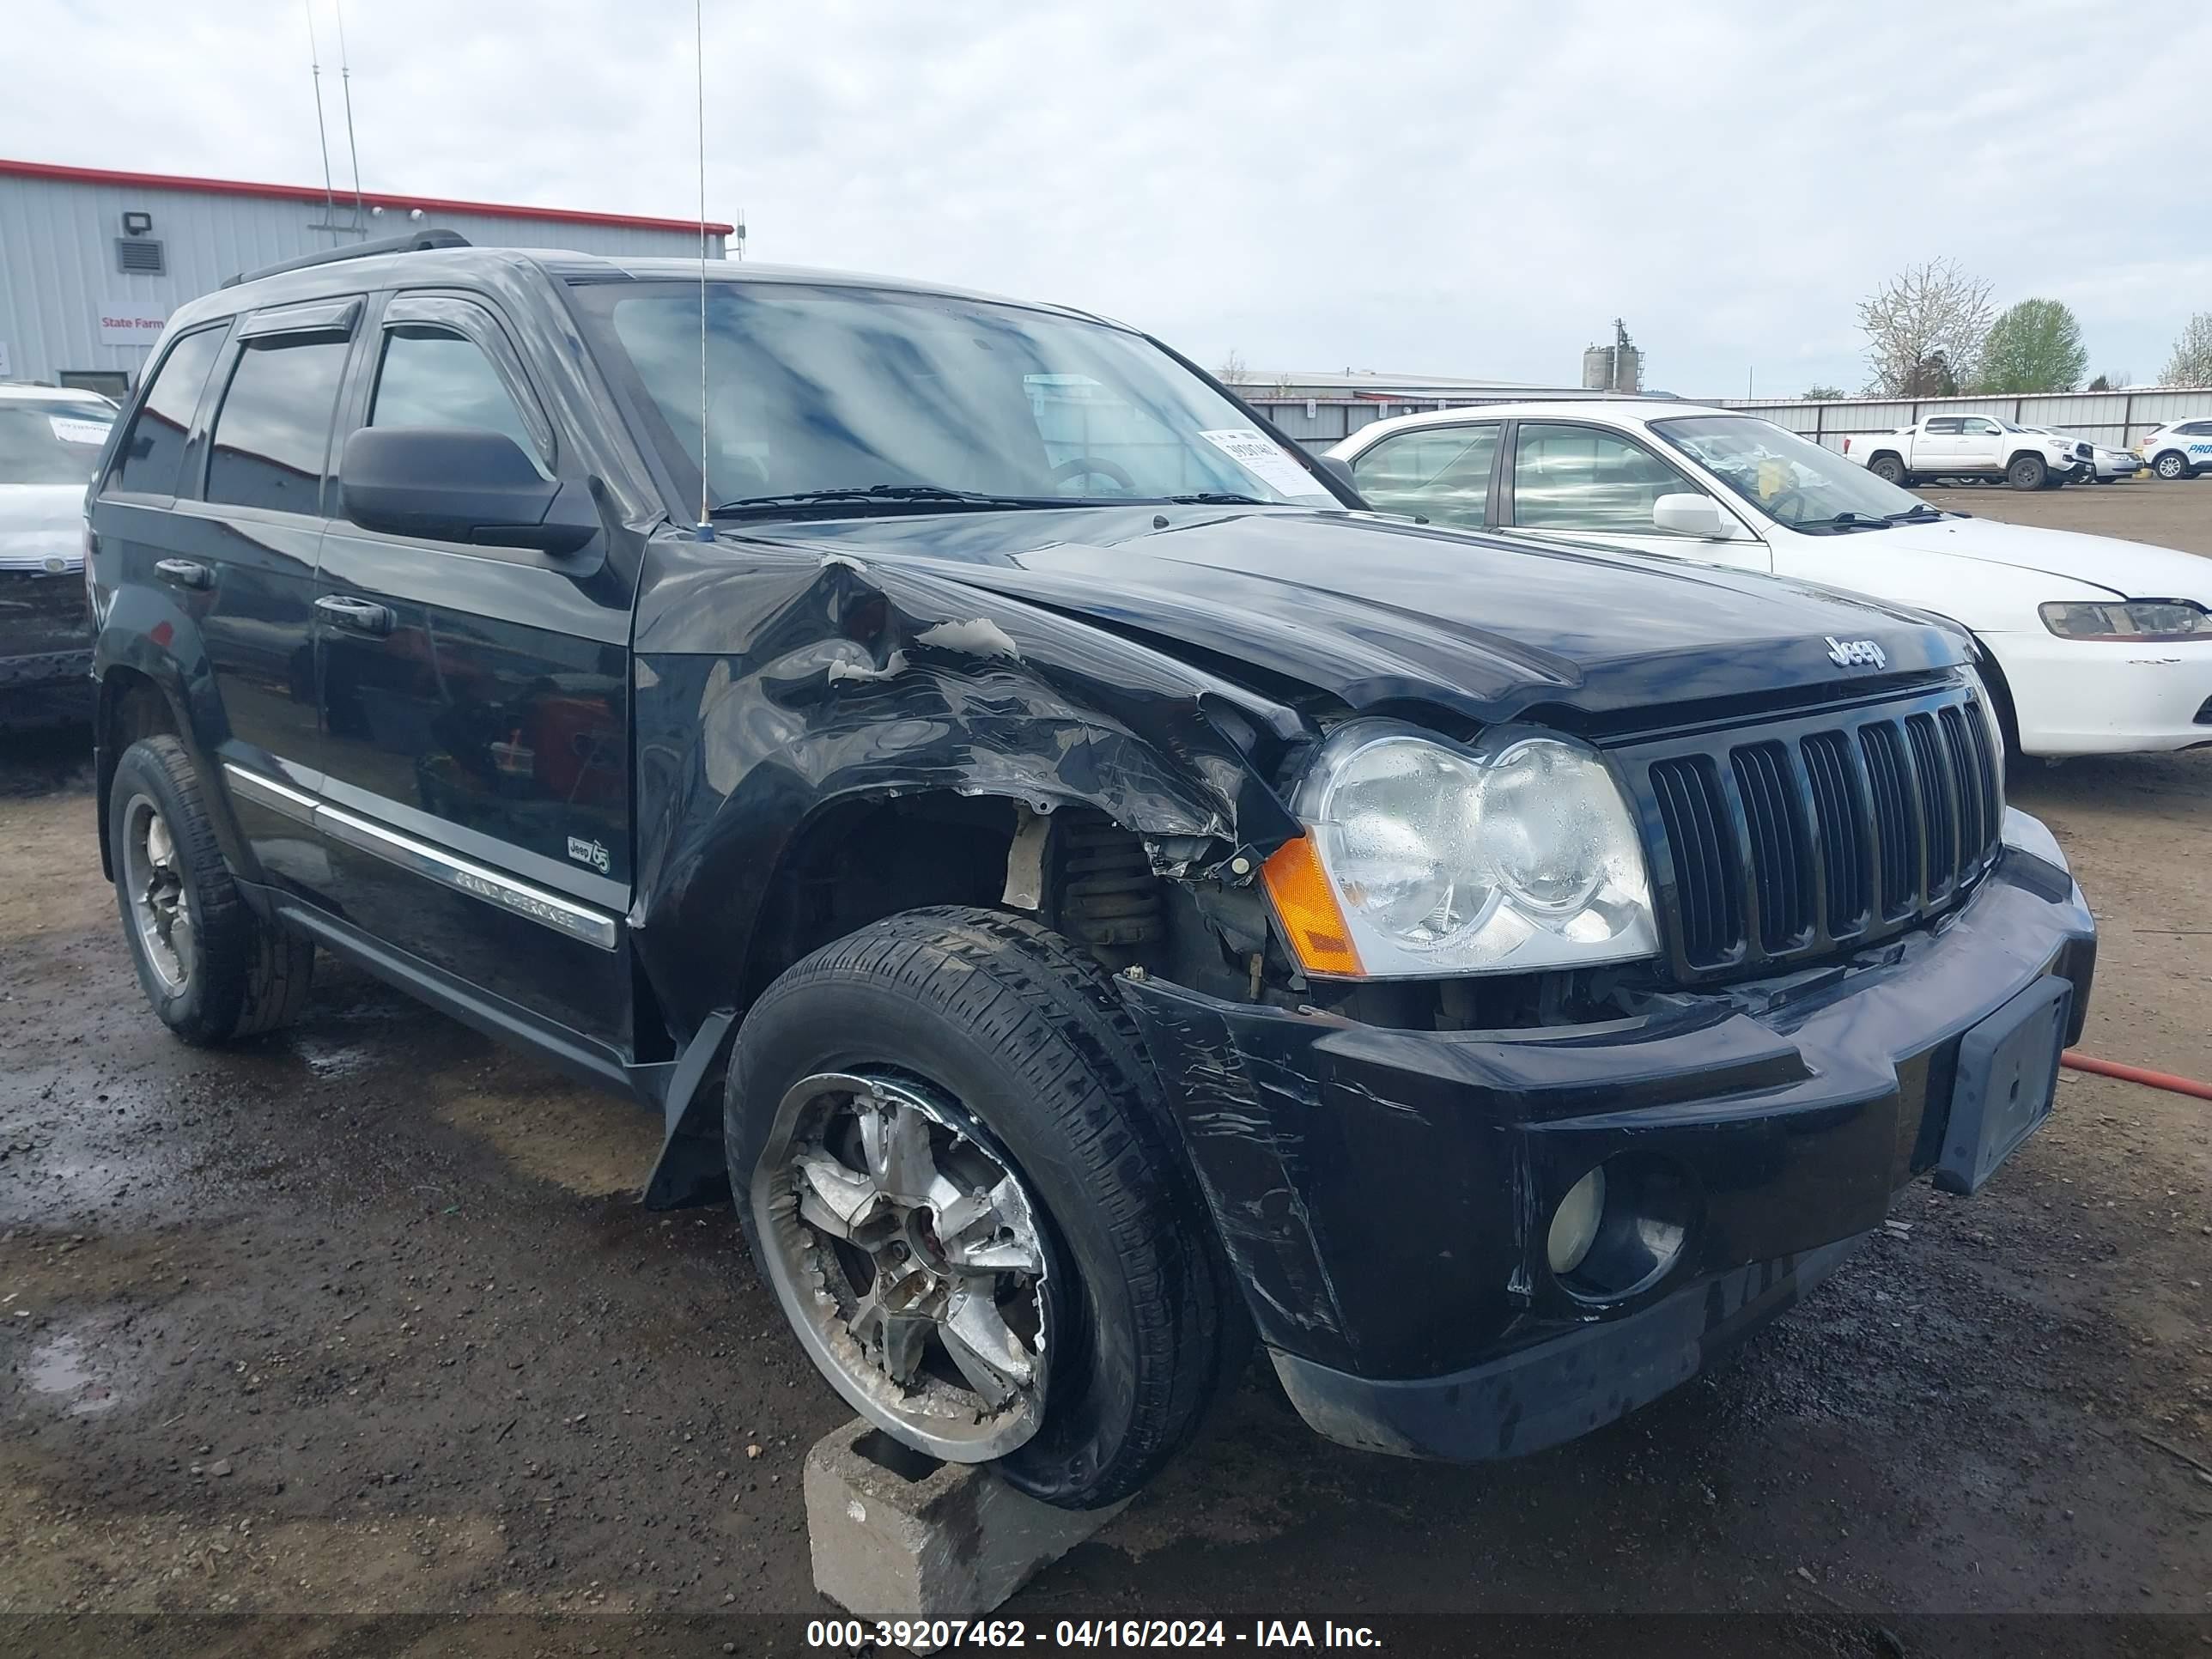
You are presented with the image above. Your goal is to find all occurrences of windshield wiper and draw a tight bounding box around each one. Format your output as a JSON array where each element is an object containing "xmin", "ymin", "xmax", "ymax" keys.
[
  {"xmin": 1804, "ymin": 510, "xmax": 1894, "ymax": 532},
  {"xmin": 1160, "ymin": 491, "xmax": 1271, "ymax": 506},
  {"xmin": 708, "ymin": 484, "xmax": 1067, "ymax": 518},
  {"xmin": 1883, "ymin": 503, "xmax": 1947, "ymax": 523}
]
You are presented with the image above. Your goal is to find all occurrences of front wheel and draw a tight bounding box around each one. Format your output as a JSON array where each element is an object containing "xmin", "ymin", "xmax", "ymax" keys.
[
  {"xmin": 2153, "ymin": 451, "xmax": 2190, "ymax": 482},
  {"xmin": 727, "ymin": 906, "xmax": 1231, "ymax": 1509},
  {"xmin": 2007, "ymin": 454, "xmax": 2048, "ymax": 491}
]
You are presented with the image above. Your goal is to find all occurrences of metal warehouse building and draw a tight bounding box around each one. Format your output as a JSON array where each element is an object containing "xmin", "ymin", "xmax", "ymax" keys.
[{"xmin": 0, "ymin": 158, "xmax": 734, "ymax": 396}]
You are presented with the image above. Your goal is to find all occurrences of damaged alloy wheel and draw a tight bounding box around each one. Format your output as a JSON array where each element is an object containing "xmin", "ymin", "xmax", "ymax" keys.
[
  {"xmin": 728, "ymin": 905, "xmax": 1232, "ymax": 1509},
  {"xmin": 756, "ymin": 1073, "xmax": 1051, "ymax": 1460}
]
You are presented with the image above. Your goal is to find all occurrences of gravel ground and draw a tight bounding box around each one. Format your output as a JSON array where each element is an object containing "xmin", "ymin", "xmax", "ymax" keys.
[{"xmin": 3, "ymin": 489, "xmax": 2209, "ymax": 1654}]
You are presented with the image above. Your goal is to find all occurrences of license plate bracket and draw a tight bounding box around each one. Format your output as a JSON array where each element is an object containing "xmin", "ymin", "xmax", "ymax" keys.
[{"xmin": 1936, "ymin": 975, "xmax": 2071, "ymax": 1195}]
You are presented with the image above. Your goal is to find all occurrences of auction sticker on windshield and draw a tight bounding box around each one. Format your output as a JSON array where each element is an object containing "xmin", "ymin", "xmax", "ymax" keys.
[
  {"xmin": 50, "ymin": 416, "xmax": 112, "ymax": 446},
  {"xmin": 1198, "ymin": 428, "xmax": 1333, "ymax": 501}
]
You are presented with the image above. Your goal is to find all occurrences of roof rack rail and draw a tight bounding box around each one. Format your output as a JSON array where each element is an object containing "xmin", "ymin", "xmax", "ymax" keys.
[{"xmin": 222, "ymin": 229, "xmax": 471, "ymax": 290}]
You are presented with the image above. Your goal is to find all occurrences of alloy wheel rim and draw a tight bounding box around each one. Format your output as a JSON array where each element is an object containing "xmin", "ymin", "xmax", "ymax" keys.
[
  {"xmin": 752, "ymin": 1072, "xmax": 1051, "ymax": 1461},
  {"xmin": 122, "ymin": 794, "xmax": 191, "ymax": 994}
]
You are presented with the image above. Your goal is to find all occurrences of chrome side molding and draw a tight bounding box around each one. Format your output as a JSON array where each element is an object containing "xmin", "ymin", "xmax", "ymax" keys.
[{"xmin": 222, "ymin": 763, "xmax": 620, "ymax": 951}]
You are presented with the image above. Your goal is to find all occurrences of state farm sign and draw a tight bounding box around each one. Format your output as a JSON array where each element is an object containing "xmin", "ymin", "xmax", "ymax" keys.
[{"xmin": 98, "ymin": 305, "xmax": 170, "ymax": 346}]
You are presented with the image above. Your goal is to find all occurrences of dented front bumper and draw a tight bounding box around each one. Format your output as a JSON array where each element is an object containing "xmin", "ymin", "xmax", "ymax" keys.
[{"xmin": 1120, "ymin": 810, "xmax": 2095, "ymax": 1462}]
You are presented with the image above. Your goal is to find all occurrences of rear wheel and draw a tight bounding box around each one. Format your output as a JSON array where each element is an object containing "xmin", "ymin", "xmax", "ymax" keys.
[
  {"xmin": 2007, "ymin": 453, "xmax": 2047, "ymax": 491},
  {"xmin": 1869, "ymin": 454, "xmax": 1908, "ymax": 486},
  {"xmin": 728, "ymin": 906, "xmax": 1231, "ymax": 1508},
  {"xmin": 2153, "ymin": 450, "xmax": 2191, "ymax": 482},
  {"xmin": 110, "ymin": 736, "xmax": 314, "ymax": 1045}
]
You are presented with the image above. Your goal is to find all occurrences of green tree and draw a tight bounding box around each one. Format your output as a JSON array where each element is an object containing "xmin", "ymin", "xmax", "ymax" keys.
[
  {"xmin": 2163, "ymin": 313, "xmax": 2212, "ymax": 386},
  {"xmin": 2085, "ymin": 374, "xmax": 2112, "ymax": 392},
  {"xmin": 1804, "ymin": 384, "xmax": 1846, "ymax": 401},
  {"xmin": 1973, "ymin": 299, "xmax": 2087, "ymax": 393}
]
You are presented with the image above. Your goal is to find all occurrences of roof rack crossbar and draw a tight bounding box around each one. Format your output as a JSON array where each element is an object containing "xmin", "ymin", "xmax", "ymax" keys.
[{"xmin": 222, "ymin": 229, "xmax": 471, "ymax": 289}]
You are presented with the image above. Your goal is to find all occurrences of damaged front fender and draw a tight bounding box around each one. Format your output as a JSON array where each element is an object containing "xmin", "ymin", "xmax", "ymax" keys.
[{"xmin": 627, "ymin": 532, "xmax": 1306, "ymax": 1039}]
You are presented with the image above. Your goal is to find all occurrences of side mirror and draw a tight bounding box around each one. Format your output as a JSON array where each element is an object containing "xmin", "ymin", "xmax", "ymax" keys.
[
  {"xmin": 1652, "ymin": 492, "xmax": 1731, "ymax": 539},
  {"xmin": 1317, "ymin": 453, "xmax": 1363, "ymax": 501},
  {"xmin": 338, "ymin": 426, "xmax": 599, "ymax": 558}
]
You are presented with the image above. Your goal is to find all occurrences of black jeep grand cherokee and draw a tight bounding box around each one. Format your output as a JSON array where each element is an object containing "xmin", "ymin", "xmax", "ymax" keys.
[{"xmin": 85, "ymin": 235, "xmax": 2094, "ymax": 1509}]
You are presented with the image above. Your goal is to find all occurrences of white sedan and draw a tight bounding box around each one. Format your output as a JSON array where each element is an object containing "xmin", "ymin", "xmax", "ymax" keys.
[{"xmin": 1327, "ymin": 402, "xmax": 2212, "ymax": 757}]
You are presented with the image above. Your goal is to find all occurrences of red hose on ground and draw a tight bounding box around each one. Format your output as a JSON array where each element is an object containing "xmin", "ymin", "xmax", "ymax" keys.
[{"xmin": 2062, "ymin": 1050, "xmax": 2212, "ymax": 1102}]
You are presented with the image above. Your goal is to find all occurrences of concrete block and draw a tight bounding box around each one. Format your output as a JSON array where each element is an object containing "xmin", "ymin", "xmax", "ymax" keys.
[{"xmin": 805, "ymin": 1417, "xmax": 1129, "ymax": 1626}]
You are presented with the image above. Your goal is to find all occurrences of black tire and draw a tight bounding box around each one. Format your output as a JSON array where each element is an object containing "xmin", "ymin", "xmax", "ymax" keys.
[
  {"xmin": 1868, "ymin": 453, "xmax": 1907, "ymax": 485},
  {"xmin": 727, "ymin": 905, "xmax": 1232, "ymax": 1509},
  {"xmin": 109, "ymin": 735, "xmax": 314, "ymax": 1046},
  {"xmin": 2007, "ymin": 453, "xmax": 2047, "ymax": 491},
  {"xmin": 2153, "ymin": 451, "xmax": 2190, "ymax": 482}
]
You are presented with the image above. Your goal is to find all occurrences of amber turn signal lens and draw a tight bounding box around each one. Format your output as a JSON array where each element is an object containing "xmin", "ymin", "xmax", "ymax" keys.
[{"xmin": 1260, "ymin": 836, "xmax": 1364, "ymax": 977}]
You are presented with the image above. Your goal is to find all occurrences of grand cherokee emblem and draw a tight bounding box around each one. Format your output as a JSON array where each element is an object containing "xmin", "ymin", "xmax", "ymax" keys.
[{"xmin": 1826, "ymin": 636, "xmax": 1887, "ymax": 670}]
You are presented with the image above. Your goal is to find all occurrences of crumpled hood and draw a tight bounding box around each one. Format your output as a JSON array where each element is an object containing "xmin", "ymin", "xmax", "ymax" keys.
[
  {"xmin": 0, "ymin": 485, "xmax": 89, "ymax": 572},
  {"xmin": 1870, "ymin": 514, "xmax": 2212, "ymax": 601},
  {"xmin": 732, "ymin": 505, "xmax": 1969, "ymax": 722}
]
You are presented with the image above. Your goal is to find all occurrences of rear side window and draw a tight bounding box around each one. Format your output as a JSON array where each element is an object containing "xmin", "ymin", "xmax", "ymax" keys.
[
  {"xmin": 204, "ymin": 337, "xmax": 350, "ymax": 514},
  {"xmin": 1350, "ymin": 425, "xmax": 1499, "ymax": 526},
  {"xmin": 1923, "ymin": 417, "xmax": 1962, "ymax": 434},
  {"xmin": 106, "ymin": 327, "xmax": 225, "ymax": 496},
  {"xmin": 369, "ymin": 327, "xmax": 544, "ymax": 466}
]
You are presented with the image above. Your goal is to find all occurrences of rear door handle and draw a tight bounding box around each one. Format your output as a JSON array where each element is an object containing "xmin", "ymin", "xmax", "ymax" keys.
[
  {"xmin": 314, "ymin": 595, "xmax": 395, "ymax": 636},
  {"xmin": 154, "ymin": 558, "xmax": 212, "ymax": 590}
]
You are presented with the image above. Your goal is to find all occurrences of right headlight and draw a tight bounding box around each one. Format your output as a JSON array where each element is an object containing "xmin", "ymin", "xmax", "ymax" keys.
[{"xmin": 1263, "ymin": 722, "xmax": 1659, "ymax": 979}]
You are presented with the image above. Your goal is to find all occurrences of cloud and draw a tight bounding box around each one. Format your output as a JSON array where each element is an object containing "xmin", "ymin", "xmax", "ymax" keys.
[{"xmin": 6, "ymin": 0, "xmax": 2204, "ymax": 394}]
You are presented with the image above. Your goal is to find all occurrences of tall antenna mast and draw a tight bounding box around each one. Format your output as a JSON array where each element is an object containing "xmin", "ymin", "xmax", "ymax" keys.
[
  {"xmin": 306, "ymin": 2, "xmax": 337, "ymax": 240},
  {"xmin": 693, "ymin": 0, "xmax": 713, "ymax": 540},
  {"xmin": 335, "ymin": 0, "xmax": 366, "ymax": 231}
]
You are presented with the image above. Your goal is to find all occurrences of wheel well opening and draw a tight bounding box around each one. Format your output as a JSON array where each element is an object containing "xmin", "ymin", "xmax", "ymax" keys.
[
  {"xmin": 738, "ymin": 794, "xmax": 1021, "ymax": 1008},
  {"xmin": 734, "ymin": 794, "xmax": 1182, "ymax": 1009},
  {"xmin": 95, "ymin": 670, "xmax": 178, "ymax": 878}
]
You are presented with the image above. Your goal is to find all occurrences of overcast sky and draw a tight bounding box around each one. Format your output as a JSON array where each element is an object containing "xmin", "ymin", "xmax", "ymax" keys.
[{"xmin": 10, "ymin": 0, "xmax": 2206, "ymax": 395}]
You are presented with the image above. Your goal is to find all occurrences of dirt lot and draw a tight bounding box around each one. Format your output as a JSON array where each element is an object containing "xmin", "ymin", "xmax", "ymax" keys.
[
  {"xmin": 3, "ymin": 484, "xmax": 2209, "ymax": 1655},
  {"xmin": 1917, "ymin": 475, "xmax": 2212, "ymax": 556}
]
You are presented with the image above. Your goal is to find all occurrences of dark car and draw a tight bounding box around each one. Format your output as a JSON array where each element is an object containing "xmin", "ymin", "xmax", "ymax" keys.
[
  {"xmin": 86, "ymin": 235, "xmax": 2095, "ymax": 1509},
  {"xmin": 1, "ymin": 384, "xmax": 113, "ymax": 726}
]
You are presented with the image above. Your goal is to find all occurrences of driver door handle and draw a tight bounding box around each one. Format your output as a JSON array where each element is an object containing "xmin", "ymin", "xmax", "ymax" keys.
[
  {"xmin": 154, "ymin": 558, "xmax": 212, "ymax": 590},
  {"xmin": 314, "ymin": 595, "xmax": 396, "ymax": 637}
]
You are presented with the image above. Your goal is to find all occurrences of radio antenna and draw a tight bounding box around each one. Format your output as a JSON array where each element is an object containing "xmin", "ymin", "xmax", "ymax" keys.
[
  {"xmin": 335, "ymin": 0, "xmax": 365, "ymax": 231},
  {"xmin": 305, "ymin": 2, "xmax": 337, "ymax": 239},
  {"xmin": 693, "ymin": 0, "xmax": 713, "ymax": 540}
]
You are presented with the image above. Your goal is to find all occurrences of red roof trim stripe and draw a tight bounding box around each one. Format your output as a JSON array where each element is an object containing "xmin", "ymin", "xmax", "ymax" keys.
[{"xmin": 0, "ymin": 158, "xmax": 733, "ymax": 237}]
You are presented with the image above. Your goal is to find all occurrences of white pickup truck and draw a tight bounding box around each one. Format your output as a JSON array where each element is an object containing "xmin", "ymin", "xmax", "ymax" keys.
[{"xmin": 1839, "ymin": 416, "xmax": 2091, "ymax": 490}]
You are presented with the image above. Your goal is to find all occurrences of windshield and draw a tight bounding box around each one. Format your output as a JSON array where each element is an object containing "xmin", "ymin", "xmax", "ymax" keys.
[
  {"xmin": 572, "ymin": 281, "xmax": 1336, "ymax": 514},
  {"xmin": 1650, "ymin": 414, "xmax": 1929, "ymax": 529},
  {"xmin": 0, "ymin": 400, "xmax": 114, "ymax": 486}
]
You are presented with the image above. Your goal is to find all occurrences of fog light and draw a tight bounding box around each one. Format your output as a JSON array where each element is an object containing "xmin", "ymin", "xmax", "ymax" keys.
[{"xmin": 1547, "ymin": 1167, "xmax": 1606, "ymax": 1274}]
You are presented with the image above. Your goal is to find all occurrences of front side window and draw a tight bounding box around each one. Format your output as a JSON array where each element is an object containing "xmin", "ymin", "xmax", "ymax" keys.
[
  {"xmin": 1510, "ymin": 423, "xmax": 1700, "ymax": 534},
  {"xmin": 1964, "ymin": 417, "xmax": 2002, "ymax": 436},
  {"xmin": 572, "ymin": 281, "xmax": 1336, "ymax": 513},
  {"xmin": 369, "ymin": 326, "xmax": 544, "ymax": 467},
  {"xmin": 204, "ymin": 337, "xmax": 350, "ymax": 514},
  {"xmin": 1652, "ymin": 414, "xmax": 1926, "ymax": 531},
  {"xmin": 0, "ymin": 398, "xmax": 116, "ymax": 487},
  {"xmin": 108, "ymin": 327, "xmax": 226, "ymax": 496},
  {"xmin": 1350, "ymin": 425, "xmax": 1499, "ymax": 526}
]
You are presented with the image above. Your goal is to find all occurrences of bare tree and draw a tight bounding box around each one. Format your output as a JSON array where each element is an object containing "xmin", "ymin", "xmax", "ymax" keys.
[
  {"xmin": 1856, "ymin": 258, "xmax": 1994, "ymax": 396},
  {"xmin": 1215, "ymin": 349, "xmax": 1249, "ymax": 386},
  {"xmin": 2161, "ymin": 313, "xmax": 2212, "ymax": 386}
]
